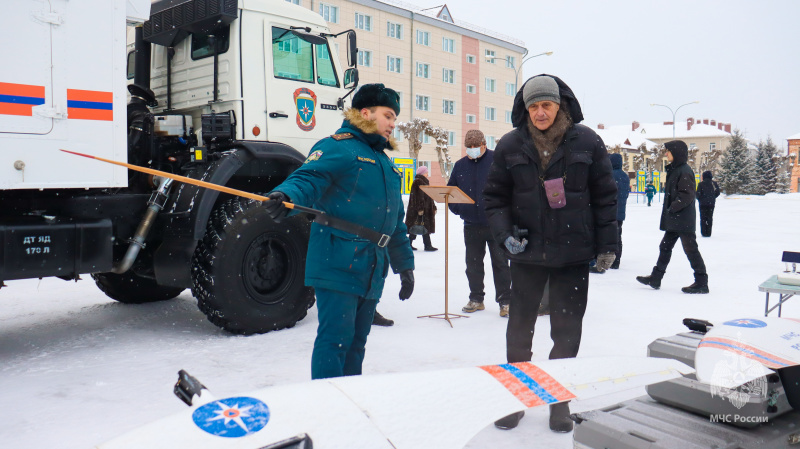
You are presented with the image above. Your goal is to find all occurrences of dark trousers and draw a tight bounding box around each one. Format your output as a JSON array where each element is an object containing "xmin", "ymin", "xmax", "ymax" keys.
[
  {"xmin": 699, "ymin": 206, "xmax": 714, "ymax": 237},
  {"xmin": 652, "ymin": 231, "xmax": 707, "ymax": 283},
  {"xmin": 311, "ymin": 288, "xmax": 377, "ymax": 379},
  {"xmin": 616, "ymin": 221, "xmax": 624, "ymax": 262},
  {"xmin": 408, "ymin": 232, "xmax": 432, "ymax": 248},
  {"xmin": 506, "ymin": 263, "xmax": 589, "ymax": 363},
  {"xmin": 647, "ymin": 195, "xmax": 653, "ymax": 206},
  {"xmin": 464, "ymin": 224, "xmax": 512, "ymax": 305}
]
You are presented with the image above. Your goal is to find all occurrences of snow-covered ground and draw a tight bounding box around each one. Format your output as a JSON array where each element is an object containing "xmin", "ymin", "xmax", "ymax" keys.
[{"xmin": 1, "ymin": 193, "xmax": 799, "ymax": 448}]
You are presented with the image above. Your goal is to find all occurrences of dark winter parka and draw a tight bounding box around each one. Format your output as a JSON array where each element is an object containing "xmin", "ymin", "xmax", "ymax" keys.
[
  {"xmin": 696, "ymin": 171, "xmax": 720, "ymax": 207},
  {"xmin": 609, "ymin": 153, "xmax": 630, "ymax": 222},
  {"xmin": 483, "ymin": 75, "xmax": 619, "ymax": 267},
  {"xmin": 405, "ymin": 174, "xmax": 436, "ymax": 233},
  {"xmin": 276, "ymin": 108, "xmax": 415, "ymax": 298},
  {"xmin": 446, "ymin": 149, "xmax": 494, "ymax": 226},
  {"xmin": 660, "ymin": 141, "xmax": 697, "ymax": 232}
]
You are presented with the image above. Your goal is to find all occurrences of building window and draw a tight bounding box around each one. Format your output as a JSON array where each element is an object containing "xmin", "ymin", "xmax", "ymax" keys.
[
  {"xmin": 466, "ymin": 114, "xmax": 476, "ymax": 124},
  {"xmin": 506, "ymin": 82, "xmax": 515, "ymax": 96},
  {"xmin": 387, "ymin": 55, "xmax": 402, "ymax": 73},
  {"xmin": 466, "ymin": 84, "xmax": 476, "ymax": 94},
  {"xmin": 387, "ymin": 22, "xmax": 403, "ymax": 40},
  {"xmin": 448, "ymin": 131, "xmax": 456, "ymax": 146},
  {"xmin": 415, "ymin": 95, "xmax": 430, "ymax": 111},
  {"xmin": 416, "ymin": 62, "xmax": 430, "ymax": 78},
  {"xmin": 710, "ymin": 142, "xmax": 716, "ymax": 151},
  {"xmin": 423, "ymin": 134, "xmax": 431, "ymax": 144},
  {"xmin": 442, "ymin": 99, "xmax": 454, "ymax": 115},
  {"xmin": 442, "ymin": 37, "xmax": 455, "ymax": 53},
  {"xmin": 358, "ymin": 50, "xmax": 372, "ymax": 67},
  {"xmin": 466, "ymin": 54, "xmax": 476, "ymax": 64},
  {"xmin": 505, "ymin": 110, "xmax": 512, "ymax": 123},
  {"xmin": 354, "ymin": 12, "xmax": 372, "ymax": 31},
  {"xmin": 318, "ymin": 3, "xmax": 338, "ymax": 23},
  {"xmin": 485, "ymin": 49, "xmax": 495, "ymax": 63},
  {"xmin": 393, "ymin": 128, "xmax": 404, "ymax": 142},
  {"xmin": 396, "ymin": 91, "xmax": 403, "ymax": 108},
  {"xmin": 506, "ymin": 55, "xmax": 515, "ymax": 68},
  {"xmin": 485, "ymin": 78, "xmax": 496, "ymax": 93},
  {"xmin": 285, "ymin": 0, "xmax": 300, "ymax": 4},
  {"xmin": 442, "ymin": 68, "xmax": 455, "ymax": 84},
  {"xmin": 416, "ymin": 30, "xmax": 430, "ymax": 46},
  {"xmin": 689, "ymin": 143, "xmax": 697, "ymax": 150},
  {"xmin": 487, "ymin": 136, "xmax": 496, "ymax": 149},
  {"xmin": 485, "ymin": 107, "xmax": 496, "ymax": 121}
]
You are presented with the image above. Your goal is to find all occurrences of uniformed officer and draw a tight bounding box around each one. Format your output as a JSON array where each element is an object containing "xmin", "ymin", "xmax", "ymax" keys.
[{"xmin": 264, "ymin": 84, "xmax": 415, "ymax": 380}]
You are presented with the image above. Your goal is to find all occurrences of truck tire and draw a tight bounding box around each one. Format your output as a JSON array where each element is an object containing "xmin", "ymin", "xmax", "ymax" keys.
[
  {"xmin": 191, "ymin": 196, "xmax": 315, "ymax": 335},
  {"xmin": 92, "ymin": 272, "xmax": 185, "ymax": 304}
]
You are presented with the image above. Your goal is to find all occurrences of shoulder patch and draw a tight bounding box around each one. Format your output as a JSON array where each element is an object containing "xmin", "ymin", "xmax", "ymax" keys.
[
  {"xmin": 391, "ymin": 165, "xmax": 401, "ymax": 175},
  {"xmin": 304, "ymin": 150, "xmax": 324, "ymax": 164},
  {"xmin": 331, "ymin": 132, "xmax": 353, "ymax": 141},
  {"xmin": 357, "ymin": 156, "xmax": 376, "ymax": 164}
]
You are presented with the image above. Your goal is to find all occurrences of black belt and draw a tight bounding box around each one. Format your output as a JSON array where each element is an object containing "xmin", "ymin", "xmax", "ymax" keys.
[{"xmin": 291, "ymin": 204, "xmax": 391, "ymax": 247}]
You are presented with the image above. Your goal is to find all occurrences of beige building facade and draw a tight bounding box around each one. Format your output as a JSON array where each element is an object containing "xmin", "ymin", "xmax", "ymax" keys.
[{"xmin": 289, "ymin": 0, "xmax": 526, "ymax": 184}]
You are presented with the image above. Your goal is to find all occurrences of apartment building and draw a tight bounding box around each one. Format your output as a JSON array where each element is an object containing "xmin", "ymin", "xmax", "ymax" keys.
[
  {"xmin": 289, "ymin": 0, "xmax": 526, "ymax": 183},
  {"xmin": 787, "ymin": 133, "xmax": 800, "ymax": 192}
]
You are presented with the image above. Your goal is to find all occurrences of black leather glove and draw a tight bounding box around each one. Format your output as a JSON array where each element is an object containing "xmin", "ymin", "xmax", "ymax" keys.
[
  {"xmin": 399, "ymin": 269, "xmax": 414, "ymax": 300},
  {"xmin": 264, "ymin": 191, "xmax": 290, "ymax": 221}
]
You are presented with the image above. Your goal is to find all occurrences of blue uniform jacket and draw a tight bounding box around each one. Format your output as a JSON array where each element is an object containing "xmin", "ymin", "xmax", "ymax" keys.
[{"xmin": 275, "ymin": 115, "xmax": 414, "ymax": 298}]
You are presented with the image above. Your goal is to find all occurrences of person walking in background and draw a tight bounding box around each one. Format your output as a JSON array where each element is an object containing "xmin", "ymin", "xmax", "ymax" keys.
[
  {"xmin": 609, "ymin": 153, "xmax": 629, "ymax": 269},
  {"xmin": 447, "ymin": 129, "xmax": 512, "ymax": 317},
  {"xmin": 264, "ymin": 83, "xmax": 415, "ymax": 379},
  {"xmin": 646, "ymin": 182, "xmax": 656, "ymax": 206},
  {"xmin": 405, "ymin": 166, "xmax": 438, "ymax": 252},
  {"xmin": 484, "ymin": 75, "xmax": 618, "ymax": 432},
  {"xmin": 636, "ymin": 140, "xmax": 709, "ymax": 294},
  {"xmin": 696, "ymin": 170, "xmax": 720, "ymax": 237}
]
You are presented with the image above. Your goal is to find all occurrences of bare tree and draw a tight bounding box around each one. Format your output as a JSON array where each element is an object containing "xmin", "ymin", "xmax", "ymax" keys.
[
  {"xmin": 428, "ymin": 126, "xmax": 454, "ymax": 179},
  {"xmin": 396, "ymin": 119, "xmax": 455, "ymax": 180}
]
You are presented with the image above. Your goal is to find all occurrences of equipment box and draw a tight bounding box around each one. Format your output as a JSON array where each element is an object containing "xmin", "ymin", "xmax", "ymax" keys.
[
  {"xmin": 646, "ymin": 331, "xmax": 795, "ymax": 427},
  {"xmin": 573, "ymin": 396, "xmax": 800, "ymax": 449}
]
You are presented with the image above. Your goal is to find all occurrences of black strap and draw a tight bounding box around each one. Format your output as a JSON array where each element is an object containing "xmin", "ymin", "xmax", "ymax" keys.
[{"xmin": 291, "ymin": 204, "xmax": 391, "ymax": 247}]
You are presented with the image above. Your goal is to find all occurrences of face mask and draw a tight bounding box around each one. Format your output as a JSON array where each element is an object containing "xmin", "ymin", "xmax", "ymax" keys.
[{"xmin": 466, "ymin": 147, "xmax": 481, "ymax": 159}]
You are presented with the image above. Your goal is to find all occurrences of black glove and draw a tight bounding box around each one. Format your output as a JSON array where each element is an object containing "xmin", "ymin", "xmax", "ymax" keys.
[
  {"xmin": 399, "ymin": 269, "xmax": 414, "ymax": 300},
  {"xmin": 264, "ymin": 191, "xmax": 290, "ymax": 221}
]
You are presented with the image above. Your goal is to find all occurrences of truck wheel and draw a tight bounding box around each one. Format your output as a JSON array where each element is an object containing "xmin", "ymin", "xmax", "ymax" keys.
[
  {"xmin": 92, "ymin": 272, "xmax": 185, "ymax": 304},
  {"xmin": 191, "ymin": 196, "xmax": 315, "ymax": 335}
]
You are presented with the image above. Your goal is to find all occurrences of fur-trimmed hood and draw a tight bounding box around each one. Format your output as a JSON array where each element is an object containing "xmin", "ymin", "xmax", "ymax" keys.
[{"xmin": 343, "ymin": 108, "xmax": 399, "ymax": 150}]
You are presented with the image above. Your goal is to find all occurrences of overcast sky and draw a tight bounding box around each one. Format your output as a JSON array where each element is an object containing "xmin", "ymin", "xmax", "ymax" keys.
[{"xmin": 450, "ymin": 0, "xmax": 799, "ymax": 149}]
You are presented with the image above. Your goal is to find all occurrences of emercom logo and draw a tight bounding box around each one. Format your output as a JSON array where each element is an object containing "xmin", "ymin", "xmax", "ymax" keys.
[
  {"xmin": 707, "ymin": 332, "xmax": 768, "ymax": 410},
  {"xmin": 709, "ymin": 414, "xmax": 769, "ymax": 424}
]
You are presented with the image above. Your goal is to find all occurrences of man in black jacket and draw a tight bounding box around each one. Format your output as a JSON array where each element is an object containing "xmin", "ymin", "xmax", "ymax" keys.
[
  {"xmin": 696, "ymin": 170, "xmax": 721, "ymax": 237},
  {"xmin": 484, "ymin": 75, "xmax": 618, "ymax": 433},
  {"xmin": 636, "ymin": 140, "xmax": 709, "ymax": 294},
  {"xmin": 447, "ymin": 129, "xmax": 512, "ymax": 317}
]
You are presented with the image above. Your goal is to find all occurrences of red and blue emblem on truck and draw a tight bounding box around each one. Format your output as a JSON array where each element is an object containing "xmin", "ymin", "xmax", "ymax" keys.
[
  {"xmin": 294, "ymin": 87, "xmax": 316, "ymax": 131},
  {"xmin": 0, "ymin": 82, "xmax": 45, "ymax": 116},
  {"xmin": 67, "ymin": 89, "xmax": 113, "ymax": 121}
]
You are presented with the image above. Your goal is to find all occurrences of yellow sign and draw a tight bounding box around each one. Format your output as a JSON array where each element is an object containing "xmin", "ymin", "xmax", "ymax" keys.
[
  {"xmin": 695, "ymin": 173, "xmax": 700, "ymax": 189},
  {"xmin": 652, "ymin": 171, "xmax": 661, "ymax": 192},
  {"xmin": 393, "ymin": 158, "xmax": 416, "ymax": 195},
  {"xmin": 637, "ymin": 170, "xmax": 646, "ymax": 193}
]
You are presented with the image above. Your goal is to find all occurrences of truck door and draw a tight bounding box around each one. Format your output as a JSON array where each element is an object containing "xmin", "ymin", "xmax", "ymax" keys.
[
  {"xmin": 0, "ymin": 0, "xmax": 54, "ymax": 135},
  {"xmin": 265, "ymin": 24, "xmax": 344, "ymax": 153}
]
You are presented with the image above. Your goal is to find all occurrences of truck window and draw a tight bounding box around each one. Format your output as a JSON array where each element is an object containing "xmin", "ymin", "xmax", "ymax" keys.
[
  {"xmin": 191, "ymin": 25, "xmax": 231, "ymax": 60},
  {"xmin": 127, "ymin": 50, "xmax": 135, "ymax": 80},
  {"xmin": 315, "ymin": 43, "xmax": 339, "ymax": 87},
  {"xmin": 272, "ymin": 27, "xmax": 313, "ymax": 83}
]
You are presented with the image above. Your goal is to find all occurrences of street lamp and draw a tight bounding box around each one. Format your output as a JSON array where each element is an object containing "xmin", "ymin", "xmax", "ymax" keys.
[
  {"xmin": 650, "ymin": 101, "xmax": 700, "ymax": 138},
  {"xmin": 486, "ymin": 51, "xmax": 553, "ymax": 93}
]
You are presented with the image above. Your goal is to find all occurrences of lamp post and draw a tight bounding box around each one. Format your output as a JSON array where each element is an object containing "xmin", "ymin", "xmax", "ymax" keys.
[
  {"xmin": 486, "ymin": 51, "xmax": 553, "ymax": 93},
  {"xmin": 650, "ymin": 101, "xmax": 700, "ymax": 138}
]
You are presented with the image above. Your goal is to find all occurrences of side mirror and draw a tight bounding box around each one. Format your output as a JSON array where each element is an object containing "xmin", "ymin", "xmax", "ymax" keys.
[
  {"xmin": 346, "ymin": 30, "xmax": 357, "ymax": 67},
  {"xmin": 343, "ymin": 68, "xmax": 359, "ymax": 89}
]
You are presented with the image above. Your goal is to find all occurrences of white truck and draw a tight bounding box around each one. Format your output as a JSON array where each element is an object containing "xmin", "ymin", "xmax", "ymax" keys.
[{"xmin": 0, "ymin": 0, "xmax": 359, "ymax": 334}]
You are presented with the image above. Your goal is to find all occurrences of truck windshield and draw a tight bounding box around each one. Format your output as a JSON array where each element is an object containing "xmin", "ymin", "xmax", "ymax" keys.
[{"xmin": 272, "ymin": 27, "xmax": 313, "ymax": 83}]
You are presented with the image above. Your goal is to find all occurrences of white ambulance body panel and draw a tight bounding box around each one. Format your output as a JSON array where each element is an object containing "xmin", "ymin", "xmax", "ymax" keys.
[{"xmin": 0, "ymin": 0, "xmax": 139, "ymax": 190}]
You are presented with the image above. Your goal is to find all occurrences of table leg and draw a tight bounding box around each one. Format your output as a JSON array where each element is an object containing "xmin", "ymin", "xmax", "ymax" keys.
[{"xmin": 765, "ymin": 292, "xmax": 769, "ymax": 317}]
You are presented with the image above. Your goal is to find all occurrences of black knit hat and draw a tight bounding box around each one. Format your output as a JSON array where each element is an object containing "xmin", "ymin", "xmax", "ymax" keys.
[{"xmin": 352, "ymin": 83, "xmax": 401, "ymax": 114}]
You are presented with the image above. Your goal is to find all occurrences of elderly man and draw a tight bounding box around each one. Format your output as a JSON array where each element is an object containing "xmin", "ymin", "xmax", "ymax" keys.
[
  {"xmin": 483, "ymin": 75, "xmax": 618, "ymax": 432},
  {"xmin": 447, "ymin": 129, "xmax": 512, "ymax": 317},
  {"xmin": 264, "ymin": 84, "xmax": 415, "ymax": 379}
]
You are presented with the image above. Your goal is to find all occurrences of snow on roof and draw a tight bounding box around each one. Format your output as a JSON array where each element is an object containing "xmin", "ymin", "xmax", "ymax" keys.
[
  {"xmin": 595, "ymin": 127, "xmax": 659, "ymax": 151},
  {"xmin": 599, "ymin": 122, "xmax": 731, "ymax": 140},
  {"xmin": 788, "ymin": 132, "xmax": 800, "ymax": 141}
]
